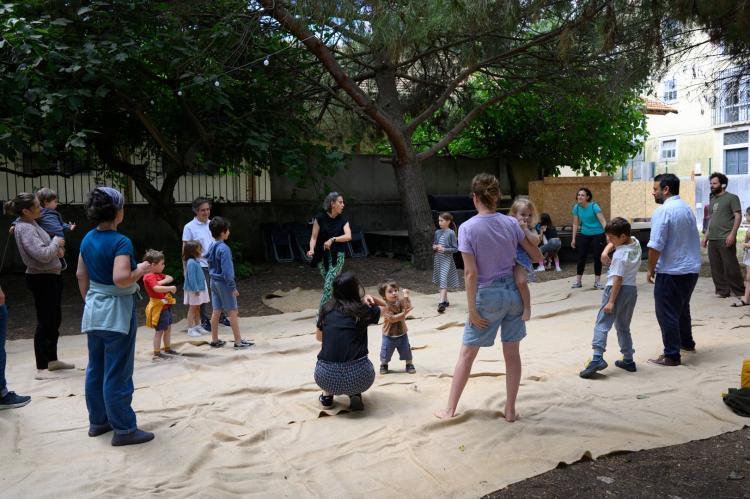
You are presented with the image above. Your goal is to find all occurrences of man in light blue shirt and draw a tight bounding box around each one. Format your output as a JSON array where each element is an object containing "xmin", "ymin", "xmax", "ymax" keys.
[{"xmin": 646, "ymin": 174, "xmax": 701, "ymax": 366}]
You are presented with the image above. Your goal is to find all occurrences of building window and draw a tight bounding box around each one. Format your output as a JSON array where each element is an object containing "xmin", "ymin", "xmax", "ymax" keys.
[
  {"xmin": 662, "ymin": 77, "xmax": 677, "ymax": 103},
  {"xmin": 660, "ymin": 139, "xmax": 677, "ymax": 161},
  {"xmin": 724, "ymin": 130, "xmax": 749, "ymax": 145},
  {"xmin": 725, "ymin": 147, "xmax": 748, "ymax": 175}
]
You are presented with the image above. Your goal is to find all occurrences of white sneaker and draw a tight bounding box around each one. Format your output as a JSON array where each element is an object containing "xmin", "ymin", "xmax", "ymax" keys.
[
  {"xmin": 198, "ymin": 326, "xmax": 211, "ymax": 335},
  {"xmin": 187, "ymin": 327, "xmax": 202, "ymax": 337},
  {"xmin": 555, "ymin": 267, "xmax": 562, "ymax": 272},
  {"xmin": 535, "ymin": 265, "xmax": 546, "ymax": 272}
]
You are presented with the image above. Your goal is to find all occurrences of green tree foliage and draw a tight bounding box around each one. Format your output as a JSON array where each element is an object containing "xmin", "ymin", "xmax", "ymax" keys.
[
  {"xmin": 0, "ymin": 1, "xmax": 341, "ymax": 232},
  {"xmin": 260, "ymin": 0, "xmax": 678, "ymax": 268},
  {"xmin": 384, "ymin": 88, "xmax": 648, "ymax": 177}
]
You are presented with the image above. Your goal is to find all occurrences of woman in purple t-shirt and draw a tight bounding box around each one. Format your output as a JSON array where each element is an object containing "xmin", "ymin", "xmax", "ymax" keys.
[{"xmin": 435, "ymin": 174, "xmax": 542, "ymax": 422}]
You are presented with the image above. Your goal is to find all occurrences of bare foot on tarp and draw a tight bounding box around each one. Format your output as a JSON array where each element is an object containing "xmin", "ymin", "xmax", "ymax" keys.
[
  {"xmin": 504, "ymin": 407, "xmax": 519, "ymax": 422},
  {"xmin": 434, "ymin": 408, "xmax": 456, "ymax": 419}
]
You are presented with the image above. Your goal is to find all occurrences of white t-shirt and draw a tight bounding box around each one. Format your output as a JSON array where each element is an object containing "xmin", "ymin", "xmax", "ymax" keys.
[
  {"xmin": 182, "ymin": 217, "xmax": 214, "ymax": 268},
  {"xmin": 607, "ymin": 236, "xmax": 642, "ymax": 287}
]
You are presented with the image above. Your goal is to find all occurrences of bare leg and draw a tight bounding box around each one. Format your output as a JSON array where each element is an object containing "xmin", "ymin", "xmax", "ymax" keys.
[
  {"xmin": 502, "ymin": 341, "xmax": 522, "ymax": 422},
  {"xmin": 440, "ymin": 288, "xmax": 448, "ymax": 303},
  {"xmin": 210, "ymin": 310, "xmax": 221, "ymax": 342},
  {"xmin": 187, "ymin": 305, "xmax": 198, "ymax": 328},
  {"xmin": 152, "ymin": 331, "xmax": 163, "ymax": 359},
  {"xmin": 434, "ymin": 345, "xmax": 480, "ymax": 419},
  {"xmin": 514, "ymin": 265, "xmax": 531, "ymax": 321},
  {"xmin": 163, "ymin": 326, "xmax": 171, "ymax": 350},
  {"xmin": 228, "ymin": 310, "xmax": 242, "ymax": 343}
]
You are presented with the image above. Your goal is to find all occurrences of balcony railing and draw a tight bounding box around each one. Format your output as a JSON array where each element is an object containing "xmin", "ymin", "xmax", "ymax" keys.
[{"xmin": 712, "ymin": 102, "xmax": 750, "ymax": 126}]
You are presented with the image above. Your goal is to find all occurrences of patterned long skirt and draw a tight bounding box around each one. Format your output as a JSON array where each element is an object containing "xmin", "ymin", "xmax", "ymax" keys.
[
  {"xmin": 314, "ymin": 356, "xmax": 375, "ymax": 396},
  {"xmin": 317, "ymin": 251, "xmax": 346, "ymax": 311}
]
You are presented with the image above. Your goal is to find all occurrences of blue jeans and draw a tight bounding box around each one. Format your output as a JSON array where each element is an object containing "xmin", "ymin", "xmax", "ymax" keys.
[
  {"xmin": 592, "ymin": 285, "xmax": 637, "ymax": 358},
  {"xmin": 654, "ymin": 273, "xmax": 699, "ymax": 361},
  {"xmin": 0, "ymin": 304, "xmax": 8, "ymax": 397},
  {"xmin": 380, "ymin": 334, "xmax": 412, "ymax": 363},
  {"xmin": 85, "ymin": 303, "xmax": 139, "ymax": 435}
]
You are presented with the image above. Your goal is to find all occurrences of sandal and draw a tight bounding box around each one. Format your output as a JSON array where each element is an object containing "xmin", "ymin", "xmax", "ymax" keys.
[
  {"xmin": 319, "ymin": 394, "xmax": 334, "ymax": 408},
  {"xmin": 731, "ymin": 299, "xmax": 750, "ymax": 307},
  {"xmin": 209, "ymin": 340, "xmax": 226, "ymax": 348}
]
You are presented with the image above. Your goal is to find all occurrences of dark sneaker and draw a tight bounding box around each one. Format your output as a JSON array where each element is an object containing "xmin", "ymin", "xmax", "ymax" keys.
[
  {"xmin": 437, "ymin": 302, "xmax": 446, "ymax": 313},
  {"xmin": 648, "ymin": 355, "xmax": 680, "ymax": 366},
  {"xmin": 593, "ymin": 282, "xmax": 605, "ymax": 290},
  {"xmin": 319, "ymin": 394, "xmax": 334, "ymax": 408},
  {"xmin": 615, "ymin": 359, "xmax": 637, "ymax": 372},
  {"xmin": 234, "ymin": 339, "xmax": 254, "ymax": 349},
  {"xmin": 579, "ymin": 358, "xmax": 608, "ymax": 378},
  {"xmin": 88, "ymin": 422, "xmax": 113, "ymax": 437},
  {"xmin": 201, "ymin": 320, "xmax": 212, "ymax": 331},
  {"xmin": 571, "ymin": 282, "xmax": 583, "ymax": 289},
  {"xmin": 0, "ymin": 391, "xmax": 31, "ymax": 410},
  {"xmin": 209, "ymin": 340, "xmax": 226, "ymax": 348},
  {"xmin": 111, "ymin": 429, "xmax": 155, "ymax": 447},
  {"xmin": 349, "ymin": 394, "xmax": 364, "ymax": 411},
  {"xmin": 219, "ymin": 316, "xmax": 231, "ymax": 327},
  {"xmin": 406, "ymin": 363, "xmax": 416, "ymax": 374},
  {"xmin": 379, "ymin": 363, "xmax": 388, "ymax": 374}
]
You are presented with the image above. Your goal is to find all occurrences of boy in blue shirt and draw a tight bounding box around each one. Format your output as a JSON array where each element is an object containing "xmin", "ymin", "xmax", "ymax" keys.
[
  {"xmin": 205, "ymin": 217, "xmax": 253, "ymax": 349},
  {"xmin": 580, "ymin": 217, "xmax": 641, "ymax": 378}
]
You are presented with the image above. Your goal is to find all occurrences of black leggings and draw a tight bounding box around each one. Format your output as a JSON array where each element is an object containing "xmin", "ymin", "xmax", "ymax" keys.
[
  {"xmin": 25, "ymin": 273, "xmax": 63, "ymax": 369},
  {"xmin": 575, "ymin": 233, "xmax": 606, "ymax": 276}
]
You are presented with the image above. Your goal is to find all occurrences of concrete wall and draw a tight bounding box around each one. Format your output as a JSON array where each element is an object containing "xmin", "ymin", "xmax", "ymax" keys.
[
  {"xmin": 0, "ymin": 154, "xmax": 540, "ymax": 270},
  {"xmin": 271, "ymin": 154, "xmax": 520, "ymax": 202},
  {"xmin": 528, "ymin": 176, "xmax": 613, "ymax": 227},
  {"xmin": 0, "ymin": 200, "xmax": 410, "ymax": 271}
]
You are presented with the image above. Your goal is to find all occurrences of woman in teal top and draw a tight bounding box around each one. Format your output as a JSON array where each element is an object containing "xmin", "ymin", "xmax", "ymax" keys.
[
  {"xmin": 571, "ymin": 187, "xmax": 607, "ymax": 289},
  {"xmin": 76, "ymin": 187, "xmax": 155, "ymax": 446}
]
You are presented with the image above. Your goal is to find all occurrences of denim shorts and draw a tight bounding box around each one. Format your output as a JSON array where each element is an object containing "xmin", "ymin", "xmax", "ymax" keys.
[
  {"xmin": 210, "ymin": 279, "xmax": 237, "ymax": 311},
  {"xmin": 155, "ymin": 306, "xmax": 173, "ymax": 331},
  {"xmin": 463, "ymin": 275, "xmax": 526, "ymax": 347}
]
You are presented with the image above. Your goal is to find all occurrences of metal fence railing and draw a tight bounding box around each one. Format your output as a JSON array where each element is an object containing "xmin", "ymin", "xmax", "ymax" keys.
[{"xmin": 0, "ymin": 152, "xmax": 272, "ymax": 205}]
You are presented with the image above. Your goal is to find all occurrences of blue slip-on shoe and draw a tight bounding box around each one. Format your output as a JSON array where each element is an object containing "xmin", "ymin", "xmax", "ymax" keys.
[
  {"xmin": 111, "ymin": 429, "xmax": 155, "ymax": 447},
  {"xmin": 88, "ymin": 422, "xmax": 113, "ymax": 437},
  {"xmin": 0, "ymin": 391, "xmax": 31, "ymax": 410},
  {"xmin": 615, "ymin": 359, "xmax": 637, "ymax": 372},
  {"xmin": 579, "ymin": 358, "xmax": 608, "ymax": 378}
]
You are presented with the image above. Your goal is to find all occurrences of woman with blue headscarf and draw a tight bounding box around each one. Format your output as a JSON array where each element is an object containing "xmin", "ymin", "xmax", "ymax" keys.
[{"xmin": 76, "ymin": 187, "xmax": 155, "ymax": 446}]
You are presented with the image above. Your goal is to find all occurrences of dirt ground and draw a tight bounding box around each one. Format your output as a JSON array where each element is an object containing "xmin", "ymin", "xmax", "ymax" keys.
[{"xmin": 2, "ymin": 256, "xmax": 748, "ymax": 497}]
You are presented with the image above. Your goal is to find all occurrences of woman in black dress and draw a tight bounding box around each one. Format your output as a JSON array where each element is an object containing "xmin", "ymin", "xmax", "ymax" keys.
[{"xmin": 307, "ymin": 192, "xmax": 352, "ymax": 311}]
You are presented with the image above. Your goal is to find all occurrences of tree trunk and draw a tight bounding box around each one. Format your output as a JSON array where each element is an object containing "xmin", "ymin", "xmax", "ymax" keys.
[
  {"xmin": 392, "ymin": 157, "xmax": 435, "ymax": 270},
  {"xmin": 94, "ymin": 139, "xmax": 183, "ymax": 238}
]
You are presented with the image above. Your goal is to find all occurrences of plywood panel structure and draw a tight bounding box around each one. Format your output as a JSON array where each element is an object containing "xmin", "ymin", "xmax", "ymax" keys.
[
  {"xmin": 528, "ymin": 176, "xmax": 612, "ymax": 227},
  {"xmin": 529, "ymin": 176, "xmax": 696, "ymax": 227}
]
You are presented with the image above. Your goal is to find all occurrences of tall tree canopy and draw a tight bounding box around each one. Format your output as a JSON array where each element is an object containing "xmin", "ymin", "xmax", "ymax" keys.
[
  {"xmin": 259, "ymin": 0, "xmax": 681, "ymax": 268},
  {"xmin": 0, "ymin": 0, "xmax": 340, "ymax": 232}
]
